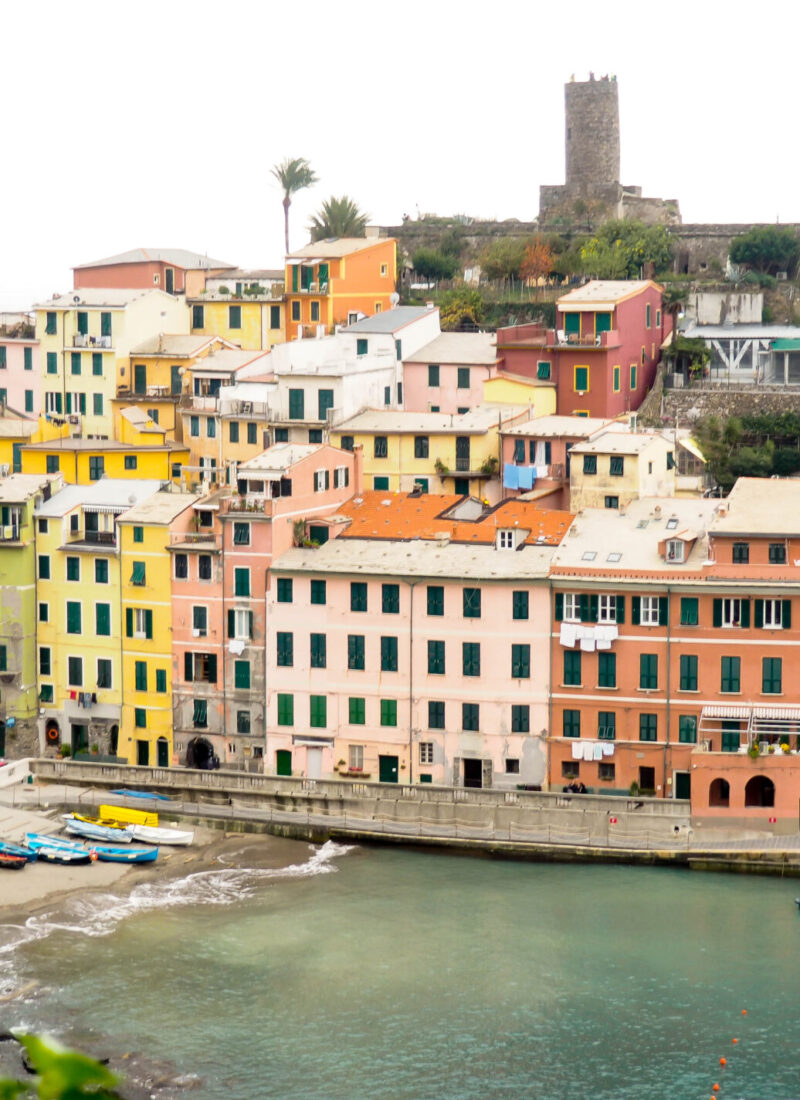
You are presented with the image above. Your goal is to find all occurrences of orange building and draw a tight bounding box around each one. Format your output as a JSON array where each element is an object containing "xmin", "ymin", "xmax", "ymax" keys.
[{"xmin": 284, "ymin": 237, "xmax": 396, "ymax": 339}]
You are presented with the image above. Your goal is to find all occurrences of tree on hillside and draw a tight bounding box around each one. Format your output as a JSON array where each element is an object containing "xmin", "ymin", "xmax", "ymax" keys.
[
  {"xmin": 580, "ymin": 219, "xmax": 673, "ymax": 279},
  {"xmin": 271, "ymin": 156, "xmax": 318, "ymax": 255},
  {"xmin": 438, "ymin": 288, "xmax": 484, "ymax": 331},
  {"xmin": 520, "ymin": 236, "xmax": 556, "ymax": 284},
  {"xmin": 480, "ymin": 237, "xmax": 527, "ymax": 281},
  {"xmin": 310, "ymin": 195, "xmax": 368, "ymax": 241},
  {"xmin": 729, "ymin": 226, "xmax": 800, "ymax": 276},
  {"xmin": 411, "ymin": 248, "xmax": 459, "ymax": 283}
]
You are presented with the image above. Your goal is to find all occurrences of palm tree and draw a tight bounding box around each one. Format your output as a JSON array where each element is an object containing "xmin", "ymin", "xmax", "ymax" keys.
[
  {"xmin": 271, "ymin": 157, "xmax": 318, "ymax": 255},
  {"xmin": 309, "ymin": 196, "xmax": 369, "ymax": 242}
]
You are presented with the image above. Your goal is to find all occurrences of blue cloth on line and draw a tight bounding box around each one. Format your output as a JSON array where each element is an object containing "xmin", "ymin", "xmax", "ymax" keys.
[{"xmin": 503, "ymin": 463, "xmax": 519, "ymax": 489}]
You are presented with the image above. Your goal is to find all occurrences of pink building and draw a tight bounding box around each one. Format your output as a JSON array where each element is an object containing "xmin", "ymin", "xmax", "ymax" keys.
[
  {"xmin": 170, "ymin": 443, "xmax": 360, "ymax": 770},
  {"xmin": 500, "ymin": 414, "xmax": 618, "ymax": 508},
  {"xmin": 0, "ymin": 335, "xmax": 39, "ymax": 420},
  {"xmin": 266, "ymin": 493, "xmax": 573, "ymax": 784},
  {"xmin": 402, "ymin": 332, "xmax": 499, "ymax": 414},
  {"xmin": 73, "ymin": 247, "xmax": 236, "ymax": 297}
]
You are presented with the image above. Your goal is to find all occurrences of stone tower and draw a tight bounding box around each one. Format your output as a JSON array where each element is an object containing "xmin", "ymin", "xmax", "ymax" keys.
[{"xmin": 565, "ymin": 76, "xmax": 620, "ymax": 193}]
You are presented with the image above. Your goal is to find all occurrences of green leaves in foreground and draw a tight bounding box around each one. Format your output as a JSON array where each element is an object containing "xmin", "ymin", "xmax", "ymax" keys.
[{"xmin": 0, "ymin": 1034, "xmax": 122, "ymax": 1100}]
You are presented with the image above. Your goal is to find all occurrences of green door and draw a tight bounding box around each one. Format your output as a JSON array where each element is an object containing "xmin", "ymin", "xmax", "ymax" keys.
[
  {"xmin": 379, "ymin": 755, "xmax": 398, "ymax": 783},
  {"xmin": 12, "ymin": 443, "xmax": 21, "ymax": 473},
  {"xmin": 157, "ymin": 737, "xmax": 169, "ymax": 767},
  {"xmin": 134, "ymin": 363, "xmax": 147, "ymax": 395},
  {"xmin": 137, "ymin": 739, "xmax": 150, "ymax": 766},
  {"xmin": 674, "ymin": 772, "xmax": 691, "ymax": 800},
  {"xmin": 276, "ymin": 749, "xmax": 292, "ymax": 776},
  {"xmin": 71, "ymin": 724, "xmax": 89, "ymax": 755}
]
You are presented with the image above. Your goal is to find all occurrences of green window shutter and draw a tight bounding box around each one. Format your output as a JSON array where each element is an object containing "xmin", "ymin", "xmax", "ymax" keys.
[
  {"xmin": 277, "ymin": 578, "xmax": 293, "ymax": 603},
  {"xmin": 92, "ymin": 352, "xmax": 103, "ymax": 376},
  {"xmin": 277, "ymin": 632, "xmax": 293, "ymax": 666},
  {"xmin": 380, "ymin": 699, "xmax": 397, "ymax": 727},
  {"xmin": 554, "ymin": 592, "xmax": 564, "ymax": 621},
  {"xmin": 310, "ymin": 695, "xmax": 327, "ymax": 728},
  {"xmin": 100, "ymin": 312, "xmax": 111, "ymax": 338},
  {"xmin": 615, "ymin": 596, "xmax": 625, "ymax": 624},
  {"xmin": 66, "ymin": 601, "xmax": 81, "ymax": 634},
  {"xmin": 208, "ymin": 655, "xmax": 217, "ymax": 682},
  {"xmin": 184, "ymin": 653, "xmax": 194, "ymax": 681},
  {"xmin": 96, "ymin": 603, "xmax": 110, "ymax": 636},
  {"xmin": 277, "ymin": 694, "xmax": 294, "ymax": 725},
  {"xmin": 227, "ymin": 609, "xmax": 235, "ymax": 638},
  {"xmin": 631, "ymin": 596, "xmax": 641, "ymax": 624},
  {"xmin": 754, "ymin": 599, "xmax": 763, "ymax": 628},
  {"xmin": 740, "ymin": 600, "xmax": 750, "ymax": 628},
  {"xmin": 563, "ymin": 650, "xmax": 581, "ymax": 685},
  {"xmin": 348, "ymin": 697, "xmax": 365, "ymax": 725},
  {"xmin": 658, "ymin": 596, "xmax": 669, "ymax": 626},
  {"xmin": 126, "ymin": 607, "xmax": 133, "ymax": 637},
  {"xmin": 598, "ymin": 652, "xmax": 616, "ymax": 688},
  {"xmin": 156, "ymin": 669, "xmax": 167, "ymax": 693},
  {"xmin": 248, "ymin": 611, "xmax": 254, "ymax": 639},
  {"xmin": 234, "ymin": 660, "xmax": 250, "ymax": 689},
  {"xmin": 712, "ymin": 599, "xmax": 722, "ymax": 628},
  {"xmin": 145, "ymin": 609, "xmax": 153, "ymax": 639},
  {"xmin": 564, "ymin": 313, "xmax": 579, "ymax": 334},
  {"xmin": 135, "ymin": 661, "xmax": 147, "ymax": 691},
  {"xmin": 348, "ymin": 635, "xmax": 365, "ymax": 670},
  {"xmin": 680, "ymin": 597, "xmax": 698, "ymax": 626},
  {"xmin": 589, "ymin": 594, "xmax": 599, "ymax": 622},
  {"xmin": 310, "ymin": 633, "xmax": 327, "ymax": 668},
  {"xmin": 579, "ymin": 594, "xmax": 591, "ymax": 622},
  {"xmin": 762, "ymin": 657, "xmax": 782, "ymax": 694},
  {"xmin": 783, "ymin": 600, "xmax": 792, "ymax": 629},
  {"xmin": 563, "ymin": 709, "xmax": 580, "ymax": 738},
  {"xmin": 462, "ymin": 642, "xmax": 480, "ymax": 677},
  {"xmin": 351, "ymin": 582, "xmax": 368, "ymax": 611},
  {"xmin": 512, "ymin": 591, "xmax": 529, "ymax": 620}
]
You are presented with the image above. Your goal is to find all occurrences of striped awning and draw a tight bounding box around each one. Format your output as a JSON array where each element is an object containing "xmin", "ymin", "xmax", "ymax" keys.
[
  {"xmin": 701, "ymin": 705, "xmax": 751, "ymax": 719},
  {"xmin": 753, "ymin": 705, "xmax": 800, "ymax": 720}
]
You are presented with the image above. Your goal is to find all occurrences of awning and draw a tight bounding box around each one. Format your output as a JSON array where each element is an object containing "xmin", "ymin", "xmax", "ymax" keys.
[
  {"xmin": 679, "ymin": 437, "xmax": 706, "ymax": 462},
  {"xmin": 303, "ymin": 258, "xmax": 324, "ymax": 266},
  {"xmin": 285, "ymin": 259, "xmax": 304, "ymax": 266},
  {"xmin": 753, "ymin": 705, "xmax": 800, "ymax": 720},
  {"xmin": 130, "ymin": 561, "xmax": 145, "ymax": 585},
  {"xmin": 292, "ymin": 736, "xmax": 334, "ymax": 748},
  {"xmin": 83, "ymin": 505, "xmax": 124, "ymax": 514},
  {"xmin": 771, "ymin": 339, "xmax": 800, "ymax": 350},
  {"xmin": 701, "ymin": 705, "xmax": 751, "ymax": 719}
]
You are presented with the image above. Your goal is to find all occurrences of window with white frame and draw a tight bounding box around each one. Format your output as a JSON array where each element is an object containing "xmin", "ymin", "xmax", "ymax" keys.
[
  {"xmin": 419, "ymin": 741, "xmax": 434, "ymax": 765},
  {"xmin": 763, "ymin": 599, "xmax": 783, "ymax": 628},
  {"xmin": 314, "ymin": 469, "xmax": 330, "ymax": 492},
  {"xmin": 640, "ymin": 596, "xmax": 660, "ymax": 625},
  {"xmin": 666, "ymin": 539, "xmax": 685, "ymax": 563},
  {"xmin": 349, "ymin": 744, "xmax": 364, "ymax": 770},
  {"xmin": 497, "ymin": 530, "xmax": 515, "ymax": 550},
  {"xmin": 233, "ymin": 609, "xmax": 252, "ymax": 639},
  {"xmin": 721, "ymin": 597, "xmax": 743, "ymax": 627},
  {"xmin": 334, "ymin": 466, "xmax": 349, "ymax": 489},
  {"xmin": 133, "ymin": 608, "xmax": 148, "ymax": 638},
  {"xmin": 563, "ymin": 593, "xmax": 581, "ymax": 621},
  {"xmin": 598, "ymin": 595, "xmax": 617, "ymax": 623}
]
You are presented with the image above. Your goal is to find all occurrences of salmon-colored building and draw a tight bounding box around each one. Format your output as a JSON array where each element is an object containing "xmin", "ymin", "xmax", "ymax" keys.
[
  {"xmin": 495, "ymin": 280, "xmax": 670, "ymax": 419},
  {"xmin": 501, "ymin": 415, "xmax": 620, "ymax": 508},
  {"xmin": 169, "ymin": 442, "xmax": 360, "ymax": 770},
  {"xmin": 73, "ymin": 247, "xmax": 236, "ymax": 297}
]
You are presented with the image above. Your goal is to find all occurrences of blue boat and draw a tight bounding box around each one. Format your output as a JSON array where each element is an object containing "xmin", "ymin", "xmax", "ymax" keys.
[
  {"xmin": 25, "ymin": 833, "xmax": 84, "ymax": 852},
  {"xmin": 34, "ymin": 846, "xmax": 92, "ymax": 865},
  {"xmin": 90, "ymin": 845, "xmax": 159, "ymax": 864},
  {"xmin": 63, "ymin": 817, "xmax": 133, "ymax": 844},
  {"xmin": 0, "ymin": 840, "xmax": 37, "ymax": 862},
  {"xmin": 109, "ymin": 789, "xmax": 172, "ymax": 802}
]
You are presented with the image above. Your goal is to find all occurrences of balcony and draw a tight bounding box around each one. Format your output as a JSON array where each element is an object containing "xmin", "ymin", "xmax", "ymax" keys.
[
  {"xmin": 170, "ymin": 531, "xmax": 221, "ymax": 548},
  {"xmin": 222, "ymin": 496, "xmax": 275, "ymax": 517},
  {"xmin": 0, "ymin": 524, "xmax": 21, "ymax": 542},
  {"xmin": 118, "ymin": 384, "xmax": 178, "ymax": 400},
  {"xmin": 61, "ymin": 530, "xmax": 118, "ymax": 550},
  {"xmin": 72, "ymin": 334, "xmax": 113, "ymax": 350},
  {"xmin": 179, "ymin": 394, "xmax": 219, "ymax": 411},
  {"xmin": 549, "ymin": 328, "xmax": 620, "ymax": 349}
]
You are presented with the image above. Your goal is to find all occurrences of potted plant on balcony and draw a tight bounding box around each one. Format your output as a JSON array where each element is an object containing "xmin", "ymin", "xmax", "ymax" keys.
[{"xmin": 747, "ymin": 741, "xmax": 760, "ymax": 760}]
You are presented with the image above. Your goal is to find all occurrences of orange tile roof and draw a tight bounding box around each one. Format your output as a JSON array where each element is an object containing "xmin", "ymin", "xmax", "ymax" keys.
[{"xmin": 338, "ymin": 491, "xmax": 574, "ymax": 546}]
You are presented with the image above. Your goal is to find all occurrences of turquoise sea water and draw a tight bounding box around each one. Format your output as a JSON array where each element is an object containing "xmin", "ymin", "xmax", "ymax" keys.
[{"xmin": 2, "ymin": 844, "xmax": 800, "ymax": 1100}]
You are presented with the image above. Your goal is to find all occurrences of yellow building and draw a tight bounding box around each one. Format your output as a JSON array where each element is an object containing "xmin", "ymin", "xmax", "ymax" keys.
[
  {"xmin": 188, "ymin": 295, "xmax": 285, "ymax": 351},
  {"xmin": 115, "ymin": 334, "xmax": 235, "ymax": 442},
  {"xmin": 117, "ymin": 490, "xmax": 198, "ymax": 766},
  {"xmin": 35, "ymin": 288, "xmax": 189, "ymax": 439},
  {"xmin": 330, "ymin": 405, "xmax": 529, "ymax": 501},
  {"xmin": 0, "ymin": 412, "xmax": 70, "ymax": 476},
  {"xmin": 482, "ymin": 373, "xmax": 557, "ymax": 415},
  {"xmin": 568, "ymin": 429, "xmax": 677, "ymax": 512},
  {"xmin": 35, "ymin": 479, "xmax": 163, "ymax": 758},
  {"xmin": 21, "ymin": 429, "xmax": 190, "ymax": 485}
]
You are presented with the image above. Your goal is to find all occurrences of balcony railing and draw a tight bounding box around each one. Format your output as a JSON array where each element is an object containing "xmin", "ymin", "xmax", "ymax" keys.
[
  {"xmin": 170, "ymin": 531, "xmax": 221, "ymax": 547},
  {"xmin": 179, "ymin": 394, "xmax": 219, "ymax": 411},
  {"xmin": 72, "ymin": 334, "xmax": 113, "ymax": 349},
  {"xmin": 0, "ymin": 525, "xmax": 21, "ymax": 542}
]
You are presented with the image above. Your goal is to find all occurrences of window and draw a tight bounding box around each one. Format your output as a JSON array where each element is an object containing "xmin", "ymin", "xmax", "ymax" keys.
[
  {"xmin": 640, "ymin": 653, "xmax": 658, "ymax": 690},
  {"xmin": 247, "ymin": 422, "xmax": 258, "ymax": 445},
  {"xmin": 71, "ymin": 351, "xmax": 81, "ymax": 375},
  {"xmin": 574, "ymin": 366, "xmax": 589, "ymax": 392},
  {"xmin": 598, "ymin": 652, "xmax": 616, "ymax": 688},
  {"xmin": 39, "ymin": 602, "xmax": 48, "ymax": 623},
  {"xmin": 462, "ymin": 703, "xmax": 479, "ymax": 731},
  {"xmin": 39, "ymin": 554, "xmax": 51, "ymax": 579},
  {"xmin": 310, "ymin": 695, "xmax": 327, "ymax": 728},
  {"xmin": 512, "ymin": 591, "xmax": 529, "ymax": 620},
  {"xmin": 721, "ymin": 656, "xmax": 741, "ymax": 693},
  {"xmin": 638, "ymin": 596, "xmax": 662, "ymax": 626},
  {"xmin": 228, "ymin": 421, "xmax": 240, "ymax": 444},
  {"xmin": 564, "ymin": 650, "xmax": 581, "ymax": 685},
  {"xmin": 130, "ymin": 561, "xmax": 146, "ymax": 586},
  {"xmin": 190, "ymin": 416, "xmax": 199, "ymax": 438},
  {"xmin": 609, "ymin": 456, "xmax": 624, "ymax": 477},
  {"xmin": 89, "ymin": 455, "xmax": 104, "ymax": 481},
  {"xmin": 66, "ymin": 601, "xmax": 81, "ymax": 634},
  {"xmin": 356, "ymin": 338, "xmax": 368, "ymax": 357},
  {"xmin": 68, "ymin": 656, "xmax": 83, "ymax": 687},
  {"xmin": 612, "ymin": 365, "xmax": 620, "ymax": 392},
  {"xmin": 414, "ymin": 436, "xmax": 429, "ymax": 459},
  {"xmin": 428, "ymin": 365, "xmax": 440, "ymax": 387},
  {"xmin": 639, "ymin": 714, "xmax": 657, "ymax": 741},
  {"xmin": 598, "ymin": 712, "xmax": 616, "ymax": 740},
  {"xmin": 757, "ymin": 598, "xmax": 789, "ymax": 629},
  {"xmin": 537, "ymin": 360, "xmax": 551, "ymax": 380},
  {"xmin": 135, "ymin": 660, "xmax": 148, "ymax": 691},
  {"xmin": 374, "ymin": 436, "xmax": 388, "ymax": 458},
  {"xmin": 380, "ymin": 699, "xmax": 397, "ymax": 727},
  {"xmin": 155, "ymin": 669, "xmax": 166, "ymax": 694},
  {"xmin": 350, "ymin": 581, "xmax": 367, "ymax": 612},
  {"xmin": 582, "ymin": 454, "xmax": 597, "ymax": 475},
  {"xmin": 678, "ymin": 716, "xmax": 697, "ymax": 744},
  {"xmin": 679, "ymin": 655, "xmax": 698, "ymax": 691},
  {"xmin": 277, "ymin": 578, "xmax": 293, "ymax": 603},
  {"xmin": 128, "ymin": 607, "xmax": 153, "ymax": 639},
  {"xmin": 192, "ymin": 700, "xmax": 207, "ymax": 728},
  {"xmin": 229, "ymin": 305, "xmax": 241, "ymax": 329},
  {"xmin": 334, "ymin": 466, "xmax": 349, "ymax": 489},
  {"xmin": 25, "ymin": 389, "xmax": 34, "ymax": 413},
  {"xmin": 313, "ymin": 469, "xmax": 330, "ymax": 492},
  {"xmin": 455, "ymin": 367, "xmax": 470, "ymax": 390},
  {"xmin": 597, "ymin": 595, "xmax": 618, "ymax": 623},
  {"xmin": 228, "ymin": 608, "xmax": 253, "ymax": 640},
  {"xmin": 95, "ymin": 603, "xmax": 111, "ymax": 636},
  {"xmin": 276, "ymin": 632, "xmax": 293, "ymax": 667},
  {"xmin": 427, "ymin": 585, "xmax": 444, "ymax": 616},
  {"xmin": 277, "ymin": 694, "xmax": 294, "ymax": 725},
  {"xmin": 45, "ymin": 312, "xmax": 57, "ymax": 335},
  {"xmin": 184, "ymin": 653, "xmax": 217, "ymax": 683},
  {"xmin": 381, "ymin": 636, "xmax": 398, "ymax": 671},
  {"xmin": 511, "ymin": 705, "xmax": 530, "ymax": 733},
  {"xmin": 133, "ymin": 526, "xmax": 144, "ymax": 543},
  {"xmin": 199, "ymin": 555, "xmax": 212, "ymax": 580},
  {"xmin": 288, "ymin": 389, "xmax": 305, "ymax": 420},
  {"xmin": 462, "ymin": 642, "xmax": 480, "ymax": 677},
  {"xmin": 680, "ymin": 597, "xmax": 698, "ymax": 626},
  {"xmin": 97, "ymin": 659, "xmax": 112, "ymax": 689},
  {"xmin": 511, "ymin": 644, "xmax": 530, "ymax": 679},
  {"xmin": 374, "ymin": 476, "xmax": 389, "ymax": 490},
  {"xmin": 463, "ymin": 588, "xmax": 481, "ymax": 618},
  {"xmin": 769, "ymin": 542, "xmax": 787, "ymax": 564},
  {"xmin": 428, "ymin": 701, "xmax": 445, "ymax": 729},
  {"xmin": 232, "ymin": 522, "xmax": 250, "ymax": 547},
  {"xmin": 563, "ymin": 710, "xmax": 580, "ymax": 738},
  {"xmin": 66, "ymin": 556, "xmax": 80, "ymax": 582},
  {"xmin": 310, "ymin": 633, "xmax": 327, "ymax": 668},
  {"xmin": 291, "ymin": 301, "xmax": 301, "ymax": 322},
  {"xmin": 235, "ymin": 710, "xmax": 251, "ymax": 734},
  {"xmin": 630, "ymin": 365, "xmax": 637, "ymax": 391},
  {"xmin": 234, "ymin": 568, "xmax": 250, "ymax": 597},
  {"xmin": 382, "ymin": 583, "xmax": 399, "ymax": 613},
  {"xmin": 192, "ymin": 606, "xmax": 208, "ymax": 636},
  {"xmin": 39, "ymin": 646, "xmax": 51, "ymax": 675},
  {"xmin": 205, "ymin": 417, "xmax": 216, "ymax": 439},
  {"xmin": 348, "ymin": 698, "xmax": 365, "ymax": 725},
  {"xmin": 604, "ymin": 496, "xmax": 619, "ymax": 510},
  {"xmin": 714, "ymin": 597, "xmax": 749, "ymax": 628},
  {"xmin": 732, "ymin": 542, "xmax": 749, "ymax": 564},
  {"xmin": 762, "ymin": 657, "xmax": 782, "ymax": 694},
  {"xmin": 428, "ymin": 640, "xmax": 445, "ymax": 675},
  {"xmin": 234, "ymin": 660, "xmax": 250, "ymax": 689},
  {"xmin": 646, "ymin": 303, "xmax": 652, "ymax": 328},
  {"xmin": 46, "ymin": 454, "xmax": 59, "ymax": 473},
  {"xmin": 348, "ymin": 634, "xmax": 365, "ymax": 670},
  {"xmin": 340, "ymin": 435, "xmax": 354, "ymax": 452}
]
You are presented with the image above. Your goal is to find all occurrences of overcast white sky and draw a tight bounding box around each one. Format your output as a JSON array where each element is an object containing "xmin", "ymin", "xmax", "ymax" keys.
[{"xmin": 1, "ymin": 0, "xmax": 796, "ymax": 310}]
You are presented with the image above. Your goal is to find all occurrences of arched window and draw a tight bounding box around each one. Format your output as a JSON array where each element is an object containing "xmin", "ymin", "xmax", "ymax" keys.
[
  {"xmin": 709, "ymin": 777, "xmax": 730, "ymax": 807},
  {"xmin": 745, "ymin": 775, "xmax": 775, "ymax": 808}
]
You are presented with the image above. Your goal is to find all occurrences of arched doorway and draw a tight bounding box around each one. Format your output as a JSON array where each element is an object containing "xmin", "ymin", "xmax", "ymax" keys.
[
  {"xmin": 156, "ymin": 737, "xmax": 169, "ymax": 768},
  {"xmin": 109, "ymin": 725, "xmax": 119, "ymax": 757},
  {"xmin": 186, "ymin": 736, "xmax": 215, "ymax": 770},
  {"xmin": 745, "ymin": 775, "xmax": 775, "ymax": 808},
  {"xmin": 44, "ymin": 719, "xmax": 60, "ymax": 750},
  {"xmin": 709, "ymin": 778, "xmax": 730, "ymax": 807}
]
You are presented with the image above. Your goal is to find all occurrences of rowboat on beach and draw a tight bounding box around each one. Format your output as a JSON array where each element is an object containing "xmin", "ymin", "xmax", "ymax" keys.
[
  {"xmin": 127, "ymin": 823, "xmax": 193, "ymax": 847},
  {"xmin": 33, "ymin": 846, "xmax": 93, "ymax": 865},
  {"xmin": 25, "ymin": 832, "xmax": 85, "ymax": 851},
  {"xmin": 99, "ymin": 804, "xmax": 158, "ymax": 827},
  {"xmin": 0, "ymin": 840, "xmax": 38, "ymax": 862},
  {"xmin": 109, "ymin": 789, "xmax": 173, "ymax": 802},
  {"xmin": 64, "ymin": 813, "xmax": 130, "ymax": 831},
  {"xmin": 0, "ymin": 851, "xmax": 26, "ymax": 870},
  {"xmin": 90, "ymin": 845, "xmax": 159, "ymax": 864},
  {"xmin": 63, "ymin": 817, "xmax": 134, "ymax": 844}
]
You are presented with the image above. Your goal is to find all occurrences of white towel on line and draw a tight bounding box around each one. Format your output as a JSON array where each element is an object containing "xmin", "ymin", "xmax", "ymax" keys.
[{"xmin": 572, "ymin": 741, "xmax": 583, "ymax": 759}]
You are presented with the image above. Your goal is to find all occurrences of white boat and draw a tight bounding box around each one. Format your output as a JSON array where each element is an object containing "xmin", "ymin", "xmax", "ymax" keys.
[
  {"xmin": 127, "ymin": 823, "xmax": 194, "ymax": 847},
  {"xmin": 63, "ymin": 818, "xmax": 134, "ymax": 844}
]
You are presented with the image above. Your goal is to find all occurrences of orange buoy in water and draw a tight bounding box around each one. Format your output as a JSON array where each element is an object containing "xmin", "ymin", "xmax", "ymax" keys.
[
  {"xmin": 732, "ymin": 1038, "xmax": 738, "ymax": 1044},
  {"xmin": 742, "ymin": 1009, "xmax": 747, "ymax": 1016},
  {"xmin": 719, "ymin": 1057, "xmax": 727, "ymax": 1067},
  {"xmin": 713, "ymin": 1086, "xmax": 720, "ymax": 1093}
]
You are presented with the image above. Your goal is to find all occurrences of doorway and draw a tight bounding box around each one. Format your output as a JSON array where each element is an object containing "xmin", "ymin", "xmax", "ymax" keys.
[
  {"xmin": 674, "ymin": 771, "xmax": 691, "ymax": 800},
  {"xmin": 639, "ymin": 766, "xmax": 656, "ymax": 795},
  {"xmin": 307, "ymin": 747, "xmax": 322, "ymax": 779},
  {"xmin": 463, "ymin": 758, "xmax": 483, "ymax": 788},
  {"xmin": 136, "ymin": 739, "xmax": 150, "ymax": 766},
  {"xmin": 276, "ymin": 749, "xmax": 292, "ymax": 776},
  {"xmin": 157, "ymin": 737, "xmax": 169, "ymax": 768},
  {"xmin": 379, "ymin": 755, "xmax": 398, "ymax": 783},
  {"xmin": 165, "ymin": 268, "xmax": 174, "ymax": 295},
  {"xmin": 71, "ymin": 723, "xmax": 89, "ymax": 756},
  {"xmin": 186, "ymin": 736, "xmax": 214, "ymax": 769}
]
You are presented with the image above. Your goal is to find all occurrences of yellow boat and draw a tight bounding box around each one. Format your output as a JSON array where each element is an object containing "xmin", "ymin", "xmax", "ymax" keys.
[{"xmin": 99, "ymin": 804, "xmax": 158, "ymax": 827}]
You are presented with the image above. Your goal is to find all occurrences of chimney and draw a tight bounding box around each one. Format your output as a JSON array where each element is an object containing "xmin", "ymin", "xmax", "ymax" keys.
[{"xmin": 352, "ymin": 443, "xmax": 364, "ymax": 496}]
